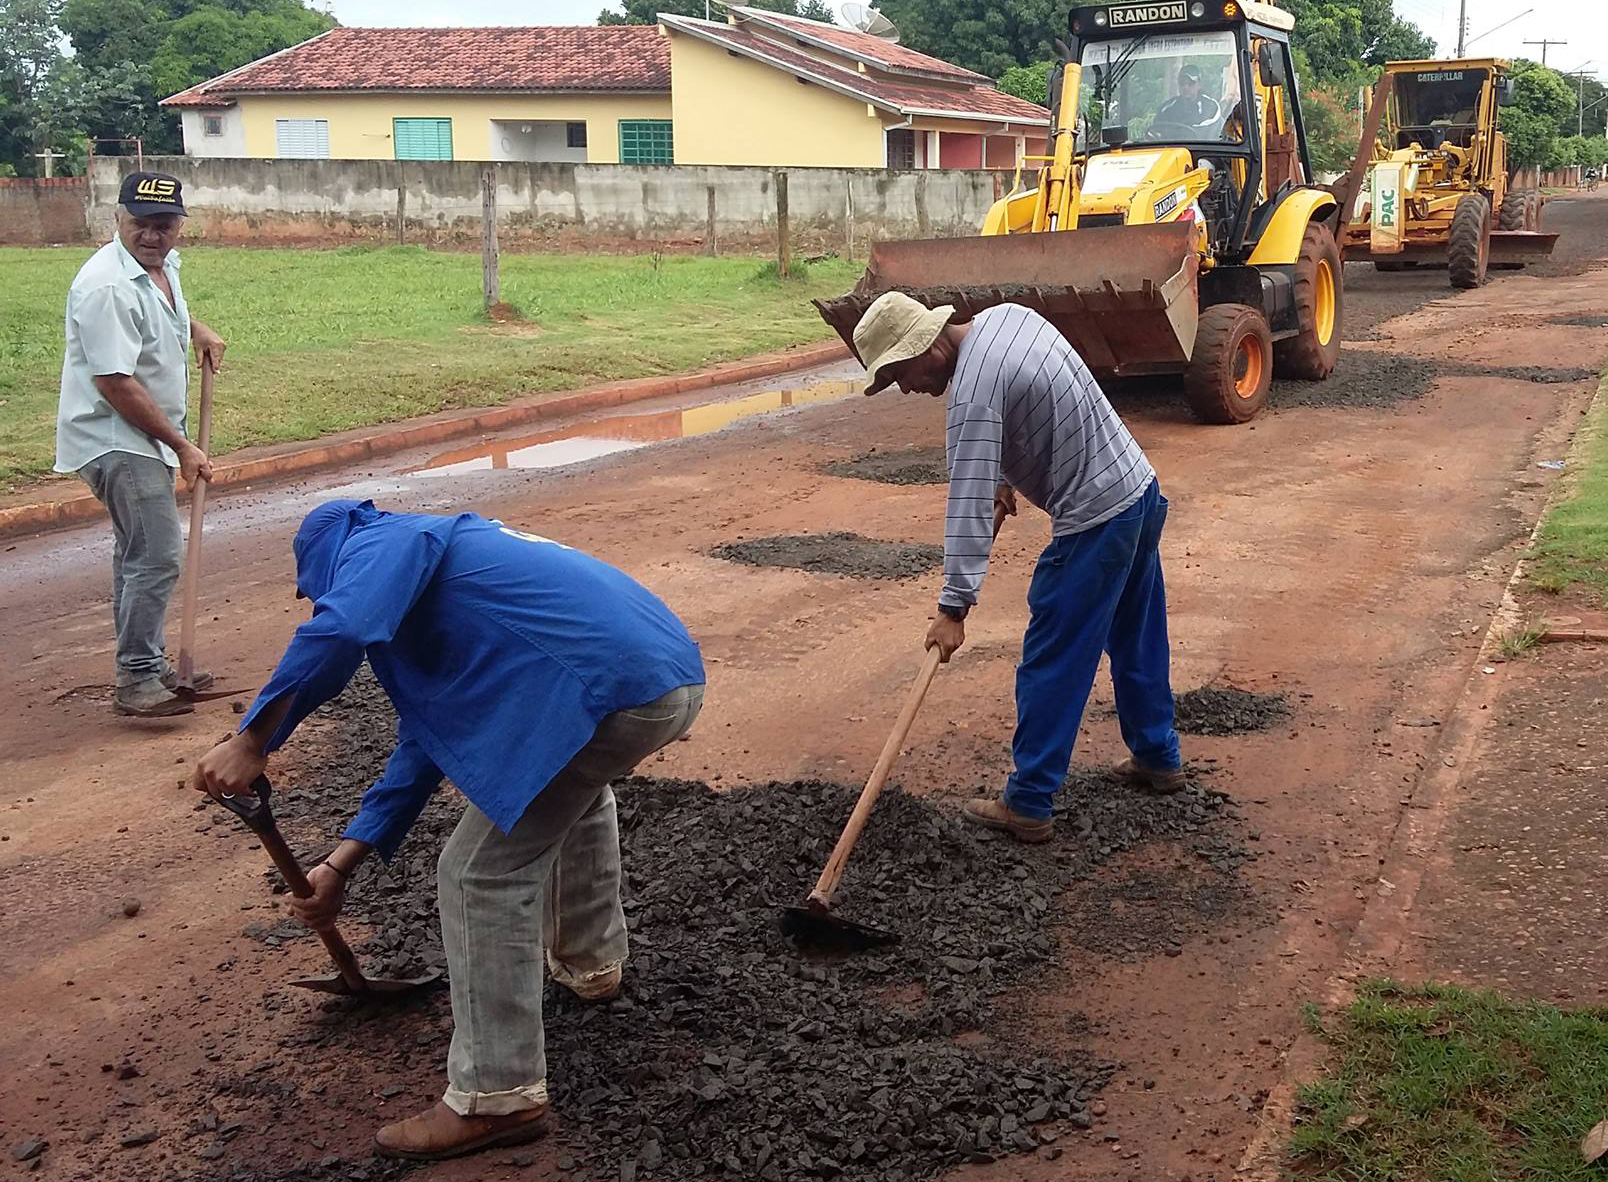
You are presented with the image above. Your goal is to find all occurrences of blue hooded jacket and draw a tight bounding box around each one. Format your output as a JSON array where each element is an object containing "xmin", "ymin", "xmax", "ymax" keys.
[{"xmin": 240, "ymin": 500, "xmax": 705, "ymax": 859}]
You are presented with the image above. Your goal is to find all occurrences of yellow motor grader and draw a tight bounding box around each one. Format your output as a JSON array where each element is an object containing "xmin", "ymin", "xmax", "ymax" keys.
[
  {"xmin": 1341, "ymin": 58, "xmax": 1558, "ymax": 286},
  {"xmin": 816, "ymin": 0, "xmax": 1345, "ymax": 425}
]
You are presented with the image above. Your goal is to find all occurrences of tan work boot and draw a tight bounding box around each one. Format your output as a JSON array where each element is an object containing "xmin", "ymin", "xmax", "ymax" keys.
[
  {"xmin": 961, "ymin": 796, "xmax": 1054, "ymax": 844},
  {"xmin": 113, "ymin": 679, "xmax": 195, "ymax": 718},
  {"xmin": 375, "ymin": 1100, "xmax": 548, "ymax": 1161},
  {"xmin": 547, "ymin": 951, "xmax": 622, "ymax": 1002},
  {"xmin": 1115, "ymin": 756, "xmax": 1187, "ymax": 795}
]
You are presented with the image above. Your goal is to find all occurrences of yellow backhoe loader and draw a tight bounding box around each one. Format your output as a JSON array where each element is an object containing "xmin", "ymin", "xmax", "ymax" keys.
[
  {"xmin": 1341, "ymin": 58, "xmax": 1558, "ymax": 286},
  {"xmin": 816, "ymin": 0, "xmax": 1345, "ymax": 425}
]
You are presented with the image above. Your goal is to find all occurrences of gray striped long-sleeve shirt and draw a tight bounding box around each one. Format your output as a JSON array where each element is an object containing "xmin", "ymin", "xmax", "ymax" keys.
[{"xmin": 940, "ymin": 303, "xmax": 1154, "ymax": 610}]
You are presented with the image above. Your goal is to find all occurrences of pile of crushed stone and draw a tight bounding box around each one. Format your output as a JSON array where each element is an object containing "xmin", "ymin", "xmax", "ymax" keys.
[
  {"xmin": 822, "ymin": 448, "xmax": 949, "ymax": 486},
  {"xmin": 1173, "ymin": 686, "xmax": 1291, "ymax": 736},
  {"xmin": 215, "ymin": 669, "xmax": 1251, "ymax": 1182}
]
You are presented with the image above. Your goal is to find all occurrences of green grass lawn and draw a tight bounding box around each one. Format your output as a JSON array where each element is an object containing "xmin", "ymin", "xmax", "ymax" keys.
[
  {"xmin": 0, "ymin": 245, "xmax": 858, "ymax": 492},
  {"xmin": 1289, "ymin": 980, "xmax": 1608, "ymax": 1182},
  {"xmin": 1529, "ymin": 369, "xmax": 1608, "ymax": 601}
]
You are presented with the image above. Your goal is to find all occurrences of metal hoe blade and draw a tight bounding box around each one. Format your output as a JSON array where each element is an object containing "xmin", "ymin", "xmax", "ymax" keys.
[
  {"xmin": 780, "ymin": 901, "xmax": 899, "ymax": 953},
  {"xmin": 289, "ymin": 967, "xmax": 444, "ymax": 996}
]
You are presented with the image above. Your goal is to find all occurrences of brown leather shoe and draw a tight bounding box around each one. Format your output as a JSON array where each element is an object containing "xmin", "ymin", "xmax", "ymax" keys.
[
  {"xmin": 375, "ymin": 1100, "xmax": 549, "ymax": 1161},
  {"xmin": 961, "ymin": 797, "xmax": 1053, "ymax": 844},
  {"xmin": 1115, "ymin": 757, "xmax": 1187, "ymax": 795}
]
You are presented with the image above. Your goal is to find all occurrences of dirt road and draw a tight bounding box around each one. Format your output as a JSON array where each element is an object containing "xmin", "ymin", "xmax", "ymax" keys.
[{"xmin": 2, "ymin": 197, "xmax": 1606, "ymax": 1182}]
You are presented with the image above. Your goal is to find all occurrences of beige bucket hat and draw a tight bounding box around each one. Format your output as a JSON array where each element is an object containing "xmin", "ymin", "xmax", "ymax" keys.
[{"xmin": 853, "ymin": 291, "xmax": 956, "ymax": 396}]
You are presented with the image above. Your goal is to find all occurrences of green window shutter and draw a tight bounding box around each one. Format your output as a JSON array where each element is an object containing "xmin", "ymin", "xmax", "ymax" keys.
[
  {"xmin": 394, "ymin": 118, "xmax": 453, "ymax": 160},
  {"xmin": 618, "ymin": 120, "xmax": 674, "ymax": 164}
]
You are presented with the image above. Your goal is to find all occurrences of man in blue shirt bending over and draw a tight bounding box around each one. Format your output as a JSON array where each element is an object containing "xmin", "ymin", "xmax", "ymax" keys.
[{"xmin": 192, "ymin": 499, "xmax": 705, "ymax": 1161}]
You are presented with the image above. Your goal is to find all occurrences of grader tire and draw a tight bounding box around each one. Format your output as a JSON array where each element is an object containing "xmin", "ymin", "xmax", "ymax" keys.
[
  {"xmin": 1184, "ymin": 303, "xmax": 1273, "ymax": 425},
  {"xmin": 1499, "ymin": 190, "xmax": 1528, "ymax": 230},
  {"xmin": 1275, "ymin": 223, "xmax": 1343, "ymax": 380},
  {"xmin": 1448, "ymin": 194, "xmax": 1491, "ymax": 289}
]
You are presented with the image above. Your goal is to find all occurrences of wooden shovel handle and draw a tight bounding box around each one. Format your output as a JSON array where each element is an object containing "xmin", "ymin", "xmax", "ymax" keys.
[
  {"xmin": 808, "ymin": 644, "xmax": 944, "ymax": 908},
  {"xmin": 176, "ymin": 360, "xmax": 215, "ymax": 685},
  {"xmin": 253, "ymin": 818, "xmax": 370, "ymax": 992}
]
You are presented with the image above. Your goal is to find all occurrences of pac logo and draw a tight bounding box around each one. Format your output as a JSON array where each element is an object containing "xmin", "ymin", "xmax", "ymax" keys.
[
  {"xmin": 134, "ymin": 177, "xmax": 178, "ymax": 201},
  {"xmin": 1378, "ymin": 191, "xmax": 1397, "ymax": 227}
]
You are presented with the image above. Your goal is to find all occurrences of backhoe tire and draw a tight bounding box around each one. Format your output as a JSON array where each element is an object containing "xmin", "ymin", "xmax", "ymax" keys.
[
  {"xmin": 1448, "ymin": 194, "xmax": 1491, "ymax": 289},
  {"xmin": 1275, "ymin": 223, "xmax": 1343, "ymax": 380},
  {"xmin": 1499, "ymin": 190, "xmax": 1528, "ymax": 231},
  {"xmin": 1184, "ymin": 303, "xmax": 1273, "ymax": 425}
]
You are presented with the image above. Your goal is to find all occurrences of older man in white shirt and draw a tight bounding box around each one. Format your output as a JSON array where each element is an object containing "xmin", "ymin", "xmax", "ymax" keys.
[{"xmin": 57, "ymin": 171, "xmax": 227, "ymax": 717}]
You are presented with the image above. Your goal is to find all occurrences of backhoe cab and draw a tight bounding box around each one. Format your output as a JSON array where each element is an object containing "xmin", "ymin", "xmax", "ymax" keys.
[
  {"xmin": 1341, "ymin": 59, "xmax": 1558, "ymax": 286},
  {"xmin": 816, "ymin": 0, "xmax": 1344, "ymax": 425}
]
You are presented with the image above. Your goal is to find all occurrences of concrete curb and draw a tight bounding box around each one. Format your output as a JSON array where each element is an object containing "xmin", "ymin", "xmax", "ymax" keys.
[{"xmin": 0, "ymin": 339, "xmax": 851, "ymax": 543}]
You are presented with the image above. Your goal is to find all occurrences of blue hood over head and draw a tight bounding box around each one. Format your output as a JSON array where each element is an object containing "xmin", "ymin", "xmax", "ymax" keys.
[{"xmin": 293, "ymin": 499, "xmax": 380, "ymax": 602}]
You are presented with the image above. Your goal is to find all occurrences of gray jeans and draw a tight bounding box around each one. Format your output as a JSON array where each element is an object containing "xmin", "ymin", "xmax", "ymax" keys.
[
  {"xmin": 78, "ymin": 450, "xmax": 182, "ymax": 687},
  {"xmin": 438, "ymin": 682, "xmax": 704, "ymax": 1116}
]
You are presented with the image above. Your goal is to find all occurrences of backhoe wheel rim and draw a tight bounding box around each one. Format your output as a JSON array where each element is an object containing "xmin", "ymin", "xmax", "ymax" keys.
[
  {"xmin": 1313, "ymin": 258, "xmax": 1337, "ymax": 346},
  {"xmin": 1234, "ymin": 332, "xmax": 1266, "ymax": 400}
]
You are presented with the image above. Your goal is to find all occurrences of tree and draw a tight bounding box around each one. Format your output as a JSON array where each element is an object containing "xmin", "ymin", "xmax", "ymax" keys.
[
  {"xmin": 1281, "ymin": 0, "xmax": 1433, "ymax": 81},
  {"xmin": 997, "ymin": 59, "xmax": 1052, "ymax": 107},
  {"xmin": 870, "ymin": 0, "xmax": 1061, "ymax": 78},
  {"xmin": 1501, "ymin": 59, "xmax": 1577, "ymax": 171},
  {"xmin": 0, "ymin": 0, "xmax": 83, "ymax": 174},
  {"xmin": 600, "ymin": 0, "xmax": 841, "ymax": 24}
]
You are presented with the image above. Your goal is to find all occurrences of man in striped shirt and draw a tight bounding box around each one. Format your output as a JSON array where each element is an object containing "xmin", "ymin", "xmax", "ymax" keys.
[{"xmin": 853, "ymin": 292, "xmax": 1184, "ymax": 843}]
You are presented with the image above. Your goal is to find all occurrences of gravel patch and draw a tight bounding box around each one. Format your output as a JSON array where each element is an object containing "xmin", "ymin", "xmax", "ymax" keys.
[
  {"xmin": 822, "ymin": 448, "xmax": 949, "ymax": 486},
  {"xmin": 710, "ymin": 533, "xmax": 943, "ymax": 580}
]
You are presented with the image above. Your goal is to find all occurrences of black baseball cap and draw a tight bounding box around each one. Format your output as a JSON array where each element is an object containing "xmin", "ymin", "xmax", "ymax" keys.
[{"xmin": 118, "ymin": 171, "xmax": 187, "ymax": 217}]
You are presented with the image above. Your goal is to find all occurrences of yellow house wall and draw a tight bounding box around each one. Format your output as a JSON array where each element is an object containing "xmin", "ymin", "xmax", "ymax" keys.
[
  {"xmin": 667, "ymin": 32, "xmax": 885, "ymax": 167},
  {"xmin": 236, "ymin": 93, "xmax": 672, "ymax": 161}
]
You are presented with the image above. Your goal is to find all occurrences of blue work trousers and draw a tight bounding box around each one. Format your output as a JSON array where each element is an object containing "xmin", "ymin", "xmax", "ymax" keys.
[{"xmin": 1003, "ymin": 479, "xmax": 1181, "ymax": 821}]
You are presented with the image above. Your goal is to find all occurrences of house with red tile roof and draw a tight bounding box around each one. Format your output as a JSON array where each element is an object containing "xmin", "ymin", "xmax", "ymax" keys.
[{"xmin": 161, "ymin": 8, "xmax": 1047, "ymax": 169}]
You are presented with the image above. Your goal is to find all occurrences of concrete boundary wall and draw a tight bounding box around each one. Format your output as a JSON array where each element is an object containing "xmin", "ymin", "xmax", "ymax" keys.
[
  {"xmin": 86, "ymin": 157, "xmax": 1010, "ymax": 251},
  {"xmin": 0, "ymin": 178, "xmax": 90, "ymax": 245}
]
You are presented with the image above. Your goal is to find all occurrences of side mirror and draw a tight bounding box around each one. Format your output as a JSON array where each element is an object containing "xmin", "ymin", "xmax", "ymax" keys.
[
  {"xmin": 1497, "ymin": 76, "xmax": 1515, "ymax": 105},
  {"xmin": 1257, "ymin": 43, "xmax": 1290, "ymax": 89}
]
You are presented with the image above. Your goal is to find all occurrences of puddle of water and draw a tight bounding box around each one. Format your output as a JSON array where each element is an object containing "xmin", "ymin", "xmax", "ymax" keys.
[{"xmin": 413, "ymin": 379, "xmax": 857, "ymax": 477}]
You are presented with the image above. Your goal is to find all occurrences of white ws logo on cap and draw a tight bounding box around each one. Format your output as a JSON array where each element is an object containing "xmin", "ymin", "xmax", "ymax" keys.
[{"xmin": 134, "ymin": 177, "xmax": 178, "ymax": 199}]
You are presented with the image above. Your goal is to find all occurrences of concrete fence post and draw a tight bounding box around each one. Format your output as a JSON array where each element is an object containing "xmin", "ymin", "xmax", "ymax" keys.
[
  {"xmin": 844, "ymin": 177, "xmax": 854, "ymax": 260},
  {"xmin": 481, "ymin": 165, "xmax": 500, "ymax": 310},
  {"xmin": 704, "ymin": 184, "xmax": 718, "ymax": 256},
  {"xmin": 394, "ymin": 161, "xmax": 407, "ymax": 246}
]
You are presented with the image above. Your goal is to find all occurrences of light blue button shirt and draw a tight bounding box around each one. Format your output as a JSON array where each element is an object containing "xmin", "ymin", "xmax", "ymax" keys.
[{"xmin": 55, "ymin": 236, "xmax": 191, "ymax": 474}]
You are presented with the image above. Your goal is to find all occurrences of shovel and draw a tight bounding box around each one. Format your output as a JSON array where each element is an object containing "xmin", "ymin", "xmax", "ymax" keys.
[
  {"xmin": 217, "ymin": 774, "xmax": 443, "ymax": 997},
  {"xmin": 173, "ymin": 358, "xmax": 225, "ymax": 699}
]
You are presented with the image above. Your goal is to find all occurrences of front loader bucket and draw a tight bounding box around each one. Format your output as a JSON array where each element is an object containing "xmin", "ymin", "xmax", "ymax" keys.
[
  {"xmin": 1490, "ymin": 230, "xmax": 1560, "ymax": 266},
  {"xmin": 815, "ymin": 223, "xmax": 1200, "ymax": 378}
]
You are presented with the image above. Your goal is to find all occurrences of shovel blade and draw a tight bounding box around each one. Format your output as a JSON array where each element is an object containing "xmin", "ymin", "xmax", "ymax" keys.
[
  {"xmin": 780, "ymin": 904, "xmax": 899, "ymax": 953},
  {"xmin": 289, "ymin": 967, "xmax": 444, "ymax": 997}
]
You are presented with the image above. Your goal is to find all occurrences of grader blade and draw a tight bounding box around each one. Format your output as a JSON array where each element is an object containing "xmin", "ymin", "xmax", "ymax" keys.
[
  {"xmin": 1489, "ymin": 229, "xmax": 1560, "ymax": 266},
  {"xmin": 814, "ymin": 223, "xmax": 1200, "ymax": 378}
]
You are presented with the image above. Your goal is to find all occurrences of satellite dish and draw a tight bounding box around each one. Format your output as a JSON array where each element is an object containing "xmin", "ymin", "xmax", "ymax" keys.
[{"xmin": 840, "ymin": 2, "xmax": 900, "ymax": 42}]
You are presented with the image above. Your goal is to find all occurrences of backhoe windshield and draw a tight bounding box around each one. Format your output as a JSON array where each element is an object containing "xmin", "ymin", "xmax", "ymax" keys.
[
  {"xmin": 1394, "ymin": 68, "xmax": 1487, "ymax": 130},
  {"xmin": 1080, "ymin": 30, "xmax": 1242, "ymax": 146}
]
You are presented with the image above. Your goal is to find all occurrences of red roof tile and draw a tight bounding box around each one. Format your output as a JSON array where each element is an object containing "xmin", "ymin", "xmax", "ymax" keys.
[
  {"xmin": 731, "ymin": 7, "xmax": 988, "ymax": 83},
  {"xmin": 161, "ymin": 26, "xmax": 668, "ymax": 107},
  {"xmin": 661, "ymin": 16, "xmax": 1048, "ymax": 125}
]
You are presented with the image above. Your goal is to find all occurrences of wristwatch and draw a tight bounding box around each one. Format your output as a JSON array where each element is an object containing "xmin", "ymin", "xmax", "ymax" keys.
[{"xmin": 938, "ymin": 603, "xmax": 969, "ymax": 621}]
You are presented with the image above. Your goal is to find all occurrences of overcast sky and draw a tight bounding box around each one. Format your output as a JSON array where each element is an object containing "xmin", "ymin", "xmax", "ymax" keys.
[{"xmin": 326, "ymin": 0, "xmax": 1608, "ymax": 91}]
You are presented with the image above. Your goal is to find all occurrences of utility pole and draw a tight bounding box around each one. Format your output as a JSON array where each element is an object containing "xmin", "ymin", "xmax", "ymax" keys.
[
  {"xmin": 1568, "ymin": 67, "xmax": 1598, "ymax": 136},
  {"xmin": 1456, "ymin": 0, "xmax": 1466, "ymax": 56},
  {"xmin": 1523, "ymin": 38, "xmax": 1566, "ymax": 66},
  {"xmin": 33, "ymin": 148, "xmax": 63, "ymax": 177}
]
